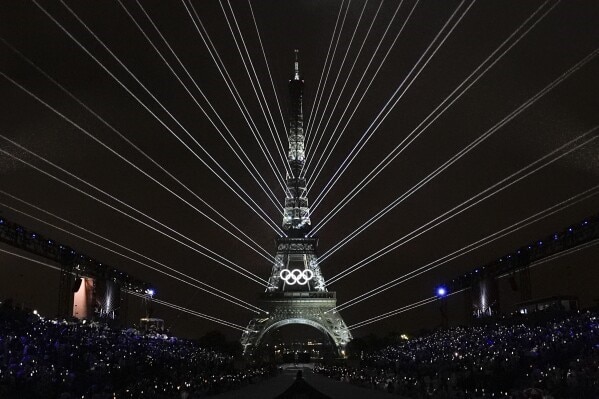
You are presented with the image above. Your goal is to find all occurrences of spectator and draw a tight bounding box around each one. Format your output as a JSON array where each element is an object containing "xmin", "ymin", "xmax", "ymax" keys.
[
  {"xmin": 315, "ymin": 311, "xmax": 599, "ymax": 398},
  {"xmin": 0, "ymin": 303, "xmax": 275, "ymax": 398}
]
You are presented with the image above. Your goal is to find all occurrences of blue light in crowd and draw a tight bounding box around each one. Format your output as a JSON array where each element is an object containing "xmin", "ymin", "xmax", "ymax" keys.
[
  {"xmin": 147, "ymin": 289, "xmax": 155, "ymax": 297},
  {"xmin": 436, "ymin": 286, "xmax": 447, "ymax": 297}
]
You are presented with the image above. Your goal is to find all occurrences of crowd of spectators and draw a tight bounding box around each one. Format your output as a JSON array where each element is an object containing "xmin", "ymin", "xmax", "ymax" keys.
[
  {"xmin": 315, "ymin": 310, "xmax": 599, "ymax": 398},
  {"xmin": 3, "ymin": 297, "xmax": 598, "ymax": 399},
  {"xmin": 0, "ymin": 302, "xmax": 276, "ymax": 398}
]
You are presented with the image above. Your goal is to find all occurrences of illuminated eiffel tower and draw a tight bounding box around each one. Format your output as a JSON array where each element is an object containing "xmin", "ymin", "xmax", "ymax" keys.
[{"xmin": 241, "ymin": 51, "xmax": 352, "ymax": 357}]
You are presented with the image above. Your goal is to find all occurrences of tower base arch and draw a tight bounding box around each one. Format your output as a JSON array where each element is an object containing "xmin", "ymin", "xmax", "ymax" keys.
[{"xmin": 241, "ymin": 291, "xmax": 352, "ymax": 357}]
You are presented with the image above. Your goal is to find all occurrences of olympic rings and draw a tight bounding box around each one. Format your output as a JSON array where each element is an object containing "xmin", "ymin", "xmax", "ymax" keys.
[{"xmin": 279, "ymin": 268, "xmax": 314, "ymax": 285}]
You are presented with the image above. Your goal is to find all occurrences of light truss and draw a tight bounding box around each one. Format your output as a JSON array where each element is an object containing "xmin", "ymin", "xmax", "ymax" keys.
[
  {"xmin": 333, "ymin": 184, "xmax": 599, "ymax": 313},
  {"xmin": 0, "ymin": 142, "xmax": 268, "ymax": 286},
  {"xmin": 1, "ymin": 65, "xmax": 274, "ymax": 263},
  {"xmin": 0, "ymin": 193, "xmax": 265, "ymax": 314}
]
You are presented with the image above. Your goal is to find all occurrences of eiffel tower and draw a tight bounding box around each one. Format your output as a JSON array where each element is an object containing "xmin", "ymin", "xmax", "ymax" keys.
[{"xmin": 241, "ymin": 50, "xmax": 352, "ymax": 357}]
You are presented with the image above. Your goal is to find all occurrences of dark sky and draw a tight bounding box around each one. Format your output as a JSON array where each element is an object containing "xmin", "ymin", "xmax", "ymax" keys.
[{"xmin": 1, "ymin": 0, "xmax": 598, "ymax": 341}]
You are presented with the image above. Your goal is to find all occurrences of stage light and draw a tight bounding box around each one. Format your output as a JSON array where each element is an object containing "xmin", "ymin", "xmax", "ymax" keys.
[
  {"xmin": 146, "ymin": 288, "xmax": 155, "ymax": 297},
  {"xmin": 436, "ymin": 286, "xmax": 447, "ymax": 297}
]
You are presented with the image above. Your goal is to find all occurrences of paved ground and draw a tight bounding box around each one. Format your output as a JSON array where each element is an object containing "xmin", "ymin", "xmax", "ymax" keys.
[{"xmin": 211, "ymin": 364, "xmax": 399, "ymax": 399}]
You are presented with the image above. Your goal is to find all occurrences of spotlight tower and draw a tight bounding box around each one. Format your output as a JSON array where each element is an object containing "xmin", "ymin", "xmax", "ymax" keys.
[{"xmin": 241, "ymin": 50, "xmax": 351, "ymax": 356}]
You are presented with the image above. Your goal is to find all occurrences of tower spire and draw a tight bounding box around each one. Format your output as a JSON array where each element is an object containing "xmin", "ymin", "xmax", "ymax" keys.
[{"xmin": 294, "ymin": 49, "xmax": 300, "ymax": 80}]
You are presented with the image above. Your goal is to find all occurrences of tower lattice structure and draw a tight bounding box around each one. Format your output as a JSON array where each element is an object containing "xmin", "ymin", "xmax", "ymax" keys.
[{"xmin": 241, "ymin": 51, "xmax": 352, "ymax": 356}]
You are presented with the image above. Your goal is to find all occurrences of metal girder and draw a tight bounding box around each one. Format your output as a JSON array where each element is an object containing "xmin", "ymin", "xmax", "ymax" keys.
[{"xmin": 241, "ymin": 293, "xmax": 352, "ymax": 356}]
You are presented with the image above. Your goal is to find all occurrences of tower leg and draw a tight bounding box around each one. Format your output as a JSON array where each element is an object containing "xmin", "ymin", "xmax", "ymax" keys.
[{"xmin": 241, "ymin": 294, "xmax": 351, "ymax": 359}]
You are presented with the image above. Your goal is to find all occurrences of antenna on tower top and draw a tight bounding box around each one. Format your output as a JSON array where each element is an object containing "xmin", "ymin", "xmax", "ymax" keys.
[{"xmin": 294, "ymin": 49, "xmax": 300, "ymax": 80}]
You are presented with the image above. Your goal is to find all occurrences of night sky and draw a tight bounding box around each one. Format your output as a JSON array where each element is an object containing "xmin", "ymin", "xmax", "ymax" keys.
[{"xmin": 1, "ymin": 0, "xmax": 598, "ymax": 341}]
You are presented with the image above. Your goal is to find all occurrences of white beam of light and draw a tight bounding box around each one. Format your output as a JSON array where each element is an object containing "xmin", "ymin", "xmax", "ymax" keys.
[
  {"xmin": 301, "ymin": 0, "xmax": 371, "ymax": 176},
  {"xmin": 348, "ymin": 289, "xmax": 468, "ymax": 330},
  {"xmin": 304, "ymin": 0, "xmax": 414, "ymax": 167},
  {"xmin": 348, "ymin": 295, "xmax": 440, "ymax": 330},
  {"xmin": 127, "ymin": 291, "xmax": 251, "ymax": 331},
  {"xmin": 219, "ymin": 0, "xmax": 291, "ymax": 178},
  {"xmin": 306, "ymin": 0, "xmax": 457, "ymax": 192},
  {"xmin": 326, "ymin": 125, "xmax": 599, "ymax": 285},
  {"xmin": 0, "ymin": 57, "xmax": 273, "ymax": 264},
  {"xmin": 333, "ymin": 184, "xmax": 599, "ymax": 313},
  {"xmin": 303, "ymin": 0, "xmax": 347, "ymax": 148},
  {"xmin": 310, "ymin": 0, "xmax": 558, "ymax": 235},
  {"xmin": 32, "ymin": 0, "xmax": 284, "ymax": 236},
  {"xmin": 0, "ymin": 193, "xmax": 265, "ymax": 314},
  {"xmin": 0, "ymin": 143, "xmax": 269, "ymax": 287},
  {"xmin": 127, "ymin": 0, "xmax": 283, "ymax": 212},
  {"xmin": 183, "ymin": 0, "xmax": 288, "ymax": 193},
  {"xmin": 225, "ymin": 0, "xmax": 292, "ymax": 176},
  {"xmin": 60, "ymin": 0, "xmax": 283, "ymax": 232},
  {"xmin": 317, "ymin": 47, "xmax": 599, "ymax": 262},
  {"xmin": 497, "ymin": 238, "xmax": 599, "ymax": 280},
  {"xmin": 308, "ymin": 0, "xmax": 472, "ymax": 200},
  {"xmin": 0, "ymin": 247, "xmax": 248, "ymax": 331},
  {"xmin": 247, "ymin": 0, "xmax": 287, "ymax": 144},
  {"xmin": 304, "ymin": 0, "xmax": 412, "ymax": 181},
  {"xmin": 304, "ymin": 0, "xmax": 352, "ymax": 149},
  {"xmin": 301, "ymin": 0, "xmax": 387, "ymax": 179},
  {"xmin": 348, "ymin": 234, "xmax": 599, "ymax": 329}
]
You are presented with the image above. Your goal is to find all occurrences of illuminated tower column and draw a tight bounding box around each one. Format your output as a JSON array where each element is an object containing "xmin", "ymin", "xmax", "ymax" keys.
[
  {"xmin": 241, "ymin": 51, "xmax": 351, "ymax": 357},
  {"xmin": 282, "ymin": 49, "xmax": 310, "ymax": 231},
  {"xmin": 267, "ymin": 49, "xmax": 325, "ymax": 292}
]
